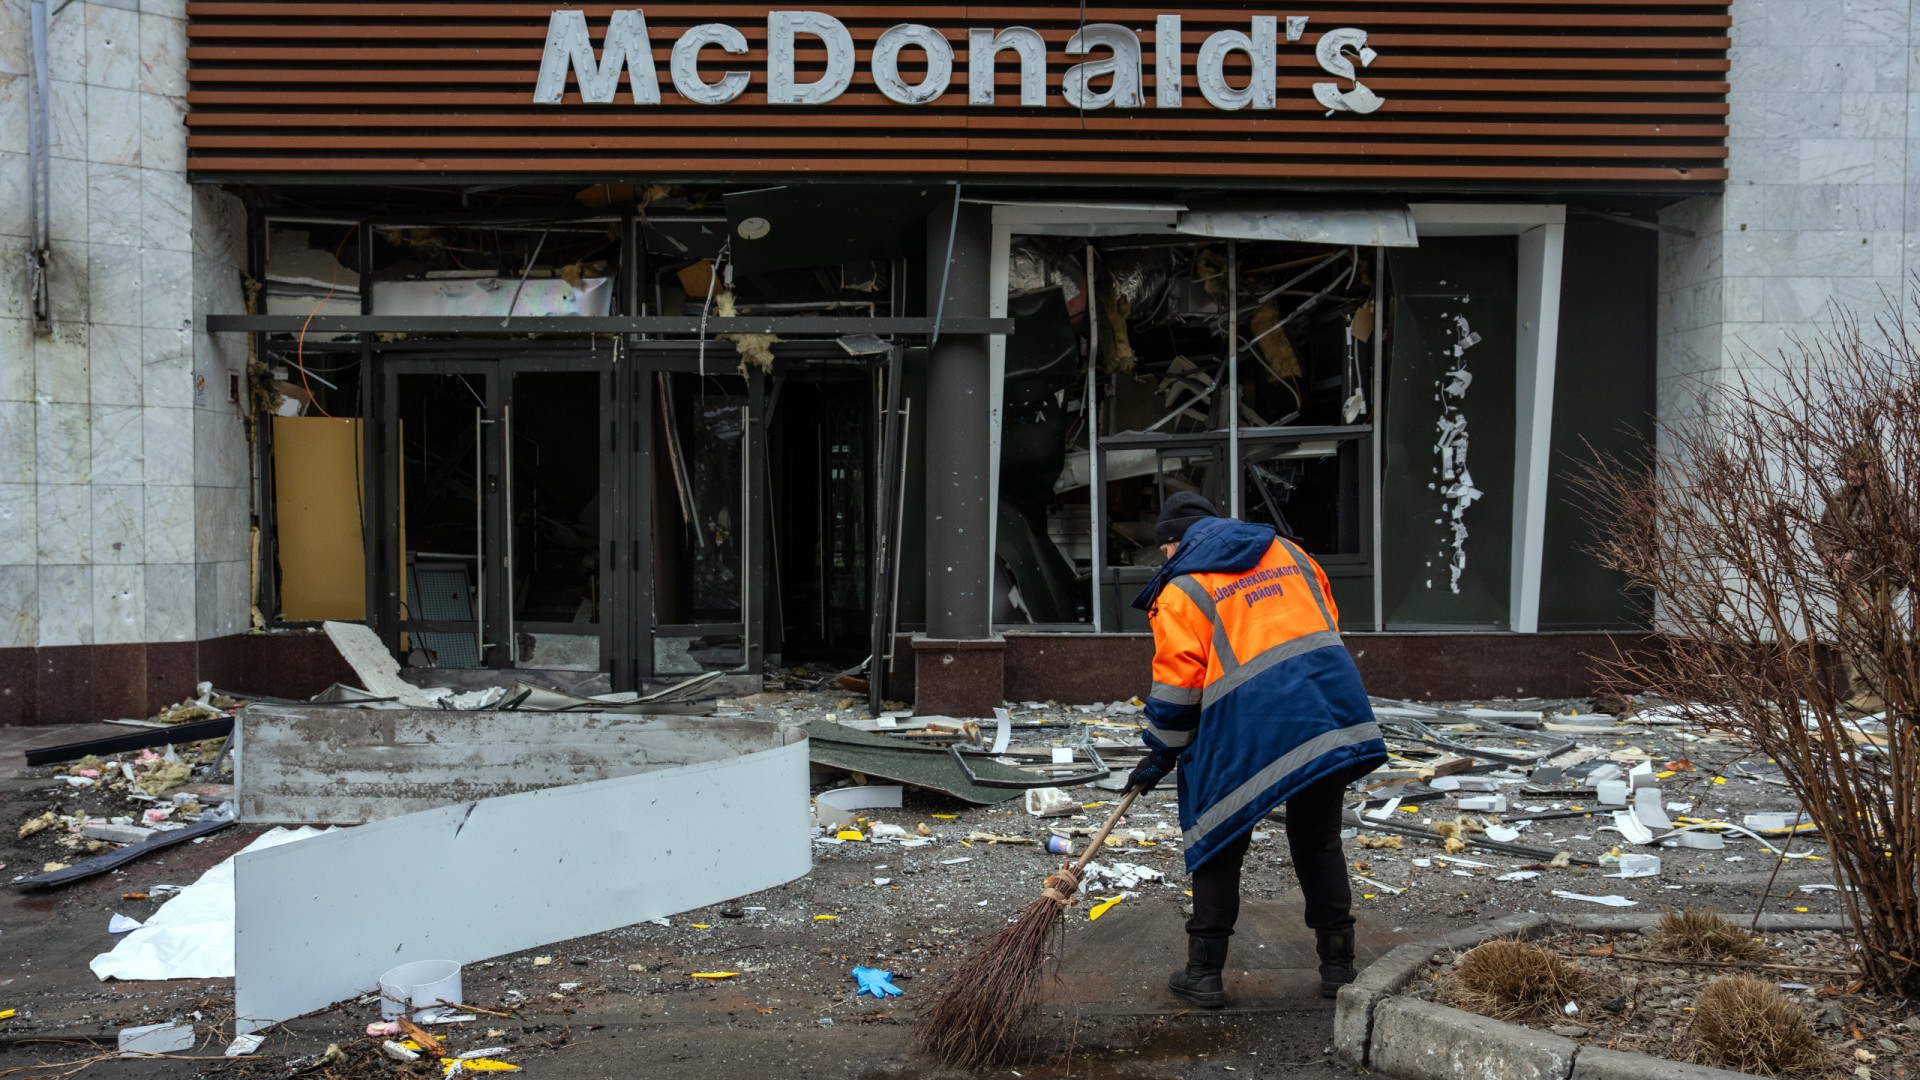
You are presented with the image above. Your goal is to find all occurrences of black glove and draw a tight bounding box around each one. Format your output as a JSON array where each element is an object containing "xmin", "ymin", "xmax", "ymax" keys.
[{"xmin": 1127, "ymin": 748, "xmax": 1179, "ymax": 793}]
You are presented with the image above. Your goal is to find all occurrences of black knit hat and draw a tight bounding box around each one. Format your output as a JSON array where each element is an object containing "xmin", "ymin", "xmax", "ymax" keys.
[{"xmin": 1154, "ymin": 491, "xmax": 1219, "ymax": 545}]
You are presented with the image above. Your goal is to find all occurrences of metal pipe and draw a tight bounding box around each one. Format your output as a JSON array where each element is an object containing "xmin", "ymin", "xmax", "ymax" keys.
[
  {"xmin": 1252, "ymin": 249, "xmax": 1347, "ymax": 307},
  {"xmin": 473, "ymin": 406, "xmax": 486, "ymax": 660},
  {"xmin": 504, "ymin": 403, "xmax": 515, "ymax": 664},
  {"xmin": 1372, "ymin": 247, "xmax": 1385, "ymax": 632},
  {"xmin": 1227, "ymin": 240, "xmax": 1240, "ymax": 518},
  {"xmin": 1085, "ymin": 244, "xmax": 1103, "ymax": 631}
]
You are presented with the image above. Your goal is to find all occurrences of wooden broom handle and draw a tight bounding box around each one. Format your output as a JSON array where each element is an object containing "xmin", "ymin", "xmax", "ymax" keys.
[{"xmin": 1070, "ymin": 788, "xmax": 1143, "ymax": 873}]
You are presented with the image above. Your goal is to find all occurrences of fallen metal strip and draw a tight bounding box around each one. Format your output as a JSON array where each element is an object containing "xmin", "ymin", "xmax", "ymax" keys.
[
  {"xmin": 23, "ymin": 716, "xmax": 235, "ymax": 767},
  {"xmin": 9, "ymin": 815, "xmax": 236, "ymax": 889},
  {"xmin": 207, "ymin": 315, "xmax": 1018, "ymax": 335},
  {"xmin": 947, "ymin": 743, "xmax": 1112, "ymax": 789},
  {"xmin": 1328, "ymin": 807, "xmax": 1597, "ymax": 866}
]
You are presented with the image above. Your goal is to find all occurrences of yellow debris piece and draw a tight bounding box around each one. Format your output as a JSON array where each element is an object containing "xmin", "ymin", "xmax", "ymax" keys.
[
  {"xmin": 835, "ymin": 830, "xmax": 864, "ymax": 841},
  {"xmin": 932, "ymin": 814, "xmax": 958, "ymax": 819},
  {"xmin": 691, "ymin": 924, "xmax": 711, "ymax": 929},
  {"xmin": 1087, "ymin": 896, "xmax": 1124, "ymax": 921},
  {"xmin": 814, "ymin": 915, "xmax": 839, "ymax": 920},
  {"xmin": 690, "ymin": 972, "xmax": 738, "ymax": 979},
  {"xmin": 17, "ymin": 811, "xmax": 57, "ymax": 839},
  {"xmin": 445, "ymin": 1059, "xmax": 520, "ymax": 1074}
]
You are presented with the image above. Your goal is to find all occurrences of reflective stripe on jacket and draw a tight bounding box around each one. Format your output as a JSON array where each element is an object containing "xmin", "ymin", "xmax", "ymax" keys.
[{"xmin": 1135, "ymin": 517, "xmax": 1385, "ymax": 871}]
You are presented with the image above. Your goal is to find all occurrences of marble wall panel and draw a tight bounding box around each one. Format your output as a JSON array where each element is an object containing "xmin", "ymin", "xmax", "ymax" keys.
[
  {"xmin": 0, "ymin": 564, "xmax": 36, "ymax": 648},
  {"xmin": 36, "ymin": 563, "xmax": 90, "ymax": 646},
  {"xmin": 93, "ymin": 561, "xmax": 141, "ymax": 643},
  {"xmin": 0, "ymin": 482, "xmax": 32, "ymax": 564},
  {"xmin": 143, "ymin": 483, "xmax": 191, "ymax": 562},
  {"xmin": 144, "ymin": 561, "xmax": 192, "ymax": 640}
]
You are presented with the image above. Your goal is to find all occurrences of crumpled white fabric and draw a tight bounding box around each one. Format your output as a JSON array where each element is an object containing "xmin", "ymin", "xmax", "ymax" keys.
[{"xmin": 91, "ymin": 827, "xmax": 324, "ymax": 981}]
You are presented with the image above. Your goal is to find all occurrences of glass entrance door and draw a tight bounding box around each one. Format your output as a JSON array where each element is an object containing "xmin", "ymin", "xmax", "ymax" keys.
[{"xmin": 384, "ymin": 355, "xmax": 611, "ymax": 673}]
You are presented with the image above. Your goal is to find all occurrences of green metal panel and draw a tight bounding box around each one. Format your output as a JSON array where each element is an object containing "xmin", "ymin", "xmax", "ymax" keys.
[{"xmin": 1382, "ymin": 238, "xmax": 1517, "ymax": 628}]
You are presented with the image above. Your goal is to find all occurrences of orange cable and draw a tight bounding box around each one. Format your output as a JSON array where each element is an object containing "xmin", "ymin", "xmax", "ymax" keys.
[{"xmin": 295, "ymin": 217, "xmax": 372, "ymax": 421}]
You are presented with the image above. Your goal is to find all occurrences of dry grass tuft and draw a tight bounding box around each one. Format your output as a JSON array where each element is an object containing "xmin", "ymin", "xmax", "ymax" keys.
[
  {"xmin": 1448, "ymin": 939, "xmax": 1588, "ymax": 1023},
  {"xmin": 1652, "ymin": 908, "xmax": 1768, "ymax": 962},
  {"xmin": 1689, "ymin": 976, "xmax": 1825, "ymax": 1076}
]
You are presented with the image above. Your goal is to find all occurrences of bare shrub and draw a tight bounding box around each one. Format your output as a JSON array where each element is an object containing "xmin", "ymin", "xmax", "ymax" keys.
[
  {"xmin": 1689, "ymin": 976, "xmax": 1824, "ymax": 1076},
  {"xmin": 1448, "ymin": 939, "xmax": 1588, "ymax": 1023},
  {"xmin": 1580, "ymin": 303, "xmax": 1919, "ymax": 994},
  {"xmin": 1652, "ymin": 908, "xmax": 1767, "ymax": 963}
]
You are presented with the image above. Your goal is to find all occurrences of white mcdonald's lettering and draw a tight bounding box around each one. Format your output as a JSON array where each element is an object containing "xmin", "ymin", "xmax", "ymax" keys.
[{"xmin": 531, "ymin": 9, "xmax": 1385, "ymax": 114}]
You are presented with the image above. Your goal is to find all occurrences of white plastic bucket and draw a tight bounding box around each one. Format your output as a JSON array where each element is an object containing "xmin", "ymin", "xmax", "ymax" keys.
[{"xmin": 378, "ymin": 959, "xmax": 462, "ymax": 1021}]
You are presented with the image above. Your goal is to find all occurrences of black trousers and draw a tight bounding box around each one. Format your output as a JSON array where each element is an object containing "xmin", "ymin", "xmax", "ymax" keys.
[{"xmin": 1186, "ymin": 772, "xmax": 1353, "ymax": 941}]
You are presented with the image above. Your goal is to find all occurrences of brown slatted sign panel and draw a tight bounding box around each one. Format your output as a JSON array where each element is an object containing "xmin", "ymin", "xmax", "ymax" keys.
[{"xmin": 183, "ymin": 1, "xmax": 1729, "ymax": 185}]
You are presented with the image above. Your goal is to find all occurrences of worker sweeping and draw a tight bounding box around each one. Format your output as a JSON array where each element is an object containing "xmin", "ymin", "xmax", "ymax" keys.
[{"xmin": 1129, "ymin": 492, "xmax": 1386, "ymax": 1007}]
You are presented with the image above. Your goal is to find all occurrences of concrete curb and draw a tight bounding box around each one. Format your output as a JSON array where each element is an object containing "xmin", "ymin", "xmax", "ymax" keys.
[
  {"xmin": 1332, "ymin": 912, "xmax": 1549, "ymax": 1066},
  {"xmin": 1333, "ymin": 911, "xmax": 1847, "ymax": 1078}
]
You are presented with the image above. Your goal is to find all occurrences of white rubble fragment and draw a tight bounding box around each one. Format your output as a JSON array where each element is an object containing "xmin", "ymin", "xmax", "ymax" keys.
[
  {"xmin": 119, "ymin": 1022, "xmax": 195, "ymax": 1056},
  {"xmin": 1552, "ymin": 890, "xmax": 1638, "ymax": 907}
]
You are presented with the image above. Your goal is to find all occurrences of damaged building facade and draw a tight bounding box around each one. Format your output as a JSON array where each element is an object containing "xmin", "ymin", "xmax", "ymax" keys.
[{"xmin": 0, "ymin": 0, "xmax": 1891, "ymax": 721}]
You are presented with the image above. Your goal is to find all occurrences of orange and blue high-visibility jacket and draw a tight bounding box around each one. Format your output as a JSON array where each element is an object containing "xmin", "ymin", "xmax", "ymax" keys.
[{"xmin": 1133, "ymin": 516, "xmax": 1385, "ymax": 871}]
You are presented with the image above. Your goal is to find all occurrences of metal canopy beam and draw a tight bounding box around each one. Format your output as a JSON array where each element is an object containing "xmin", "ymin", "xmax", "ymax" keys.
[{"xmin": 208, "ymin": 315, "xmax": 1016, "ymax": 335}]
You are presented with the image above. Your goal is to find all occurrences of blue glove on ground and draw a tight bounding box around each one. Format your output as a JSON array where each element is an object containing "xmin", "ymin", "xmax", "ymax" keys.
[
  {"xmin": 851, "ymin": 966, "xmax": 903, "ymax": 997},
  {"xmin": 1127, "ymin": 748, "xmax": 1179, "ymax": 792}
]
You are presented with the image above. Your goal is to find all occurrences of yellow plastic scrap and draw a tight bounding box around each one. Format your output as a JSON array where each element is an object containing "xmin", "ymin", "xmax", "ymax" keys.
[
  {"xmin": 445, "ymin": 1060, "xmax": 520, "ymax": 1074},
  {"xmin": 1087, "ymin": 896, "xmax": 1124, "ymax": 921},
  {"xmin": 0, "ymin": 1009, "xmax": 14, "ymax": 1020},
  {"xmin": 931, "ymin": 814, "xmax": 957, "ymax": 820},
  {"xmin": 690, "ymin": 924, "xmax": 711, "ymax": 930},
  {"xmin": 689, "ymin": 972, "xmax": 738, "ymax": 979},
  {"xmin": 835, "ymin": 830, "xmax": 864, "ymax": 841},
  {"xmin": 813, "ymin": 915, "xmax": 839, "ymax": 921}
]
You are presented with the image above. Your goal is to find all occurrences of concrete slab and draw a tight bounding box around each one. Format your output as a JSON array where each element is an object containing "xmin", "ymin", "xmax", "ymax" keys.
[
  {"xmin": 236, "ymin": 705, "xmax": 800, "ymax": 823},
  {"xmin": 0, "ymin": 724, "xmax": 129, "ymax": 774},
  {"xmin": 232, "ymin": 740, "xmax": 812, "ymax": 1034}
]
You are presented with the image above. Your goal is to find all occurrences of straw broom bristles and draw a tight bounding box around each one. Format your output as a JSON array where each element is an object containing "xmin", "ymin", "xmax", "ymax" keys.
[
  {"xmin": 915, "ymin": 789, "xmax": 1141, "ymax": 1068},
  {"xmin": 915, "ymin": 865, "xmax": 1080, "ymax": 1068}
]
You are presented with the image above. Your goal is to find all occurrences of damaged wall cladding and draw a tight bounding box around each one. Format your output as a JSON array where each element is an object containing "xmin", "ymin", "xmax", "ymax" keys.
[
  {"xmin": 181, "ymin": 3, "xmax": 1729, "ymax": 183},
  {"xmin": 232, "ymin": 740, "xmax": 811, "ymax": 1034},
  {"xmin": 235, "ymin": 706, "xmax": 802, "ymax": 823}
]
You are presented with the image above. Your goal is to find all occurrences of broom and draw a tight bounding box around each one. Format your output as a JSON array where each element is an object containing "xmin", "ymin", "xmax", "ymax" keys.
[{"xmin": 915, "ymin": 786, "xmax": 1145, "ymax": 1068}]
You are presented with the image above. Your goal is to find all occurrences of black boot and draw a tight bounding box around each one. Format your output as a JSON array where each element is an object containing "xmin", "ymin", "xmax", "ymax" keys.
[
  {"xmin": 1168, "ymin": 936, "xmax": 1230, "ymax": 1009},
  {"xmin": 1316, "ymin": 928, "xmax": 1356, "ymax": 998}
]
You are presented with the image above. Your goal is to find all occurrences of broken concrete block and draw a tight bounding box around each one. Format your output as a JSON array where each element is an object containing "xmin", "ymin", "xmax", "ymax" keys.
[
  {"xmin": 1615, "ymin": 853, "xmax": 1660, "ymax": 878},
  {"xmin": 1595, "ymin": 780, "xmax": 1629, "ymax": 806},
  {"xmin": 1457, "ymin": 795, "xmax": 1506, "ymax": 812},
  {"xmin": 1583, "ymin": 764, "xmax": 1621, "ymax": 787},
  {"xmin": 83, "ymin": 822, "xmax": 157, "ymax": 845},
  {"xmin": 1673, "ymin": 831, "xmax": 1723, "ymax": 850},
  {"xmin": 1744, "ymin": 813, "xmax": 1788, "ymax": 831},
  {"xmin": 119, "ymin": 1022, "xmax": 195, "ymax": 1056},
  {"xmin": 1530, "ymin": 765, "xmax": 1564, "ymax": 785},
  {"xmin": 1627, "ymin": 761, "xmax": 1656, "ymax": 789}
]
